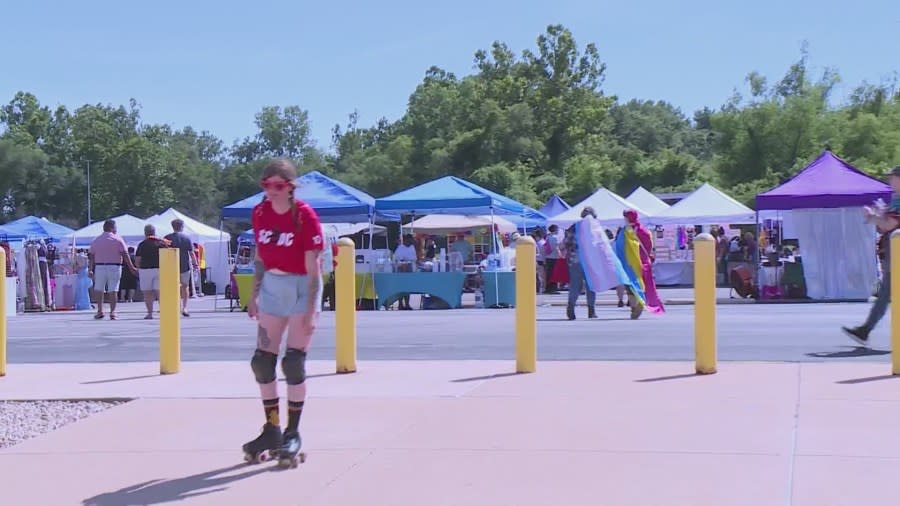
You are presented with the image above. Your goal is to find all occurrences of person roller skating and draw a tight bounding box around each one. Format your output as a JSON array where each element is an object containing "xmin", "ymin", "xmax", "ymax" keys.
[
  {"xmin": 242, "ymin": 158, "xmax": 324, "ymax": 468},
  {"xmin": 241, "ymin": 420, "xmax": 281, "ymax": 463}
]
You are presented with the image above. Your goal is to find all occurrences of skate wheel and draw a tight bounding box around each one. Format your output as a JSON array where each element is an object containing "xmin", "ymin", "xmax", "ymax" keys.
[{"xmin": 298, "ymin": 452, "xmax": 307, "ymax": 464}]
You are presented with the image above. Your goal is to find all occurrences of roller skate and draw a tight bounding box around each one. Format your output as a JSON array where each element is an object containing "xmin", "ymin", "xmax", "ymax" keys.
[
  {"xmin": 241, "ymin": 423, "xmax": 281, "ymax": 464},
  {"xmin": 276, "ymin": 430, "xmax": 306, "ymax": 468}
]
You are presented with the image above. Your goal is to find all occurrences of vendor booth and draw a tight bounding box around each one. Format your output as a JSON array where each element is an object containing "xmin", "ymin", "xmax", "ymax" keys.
[
  {"xmin": 646, "ymin": 183, "xmax": 756, "ymax": 286},
  {"xmin": 755, "ymin": 150, "xmax": 891, "ymax": 300},
  {"xmin": 0, "ymin": 216, "xmax": 77, "ymax": 315},
  {"xmin": 374, "ymin": 176, "xmax": 544, "ymax": 309}
]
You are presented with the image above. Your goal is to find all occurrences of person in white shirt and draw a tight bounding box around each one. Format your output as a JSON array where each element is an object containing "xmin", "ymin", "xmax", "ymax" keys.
[{"xmin": 393, "ymin": 234, "xmax": 418, "ymax": 310}]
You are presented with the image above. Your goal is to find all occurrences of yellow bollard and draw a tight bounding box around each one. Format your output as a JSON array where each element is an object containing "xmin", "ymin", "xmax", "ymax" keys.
[
  {"xmin": 159, "ymin": 248, "xmax": 181, "ymax": 374},
  {"xmin": 0, "ymin": 248, "xmax": 6, "ymax": 377},
  {"xmin": 335, "ymin": 238, "xmax": 357, "ymax": 374},
  {"xmin": 693, "ymin": 233, "xmax": 717, "ymax": 374},
  {"xmin": 891, "ymin": 230, "xmax": 900, "ymax": 375},
  {"xmin": 515, "ymin": 236, "xmax": 537, "ymax": 373}
]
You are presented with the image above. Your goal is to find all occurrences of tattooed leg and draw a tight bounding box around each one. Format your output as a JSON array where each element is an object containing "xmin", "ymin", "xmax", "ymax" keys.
[
  {"xmin": 257, "ymin": 314, "xmax": 287, "ymax": 355},
  {"xmin": 257, "ymin": 325, "xmax": 272, "ymax": 349}
]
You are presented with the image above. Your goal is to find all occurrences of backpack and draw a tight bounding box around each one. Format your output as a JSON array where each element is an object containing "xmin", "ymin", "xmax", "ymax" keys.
[{"xmin": 542, "ymin": 239, "xmax": 552, "ymax": 256}]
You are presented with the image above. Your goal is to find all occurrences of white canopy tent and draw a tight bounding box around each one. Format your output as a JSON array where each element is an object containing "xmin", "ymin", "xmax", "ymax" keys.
[
  {"xmin": 146, "ymin": 208, "xmax": 232, "ymax": 294},
  {"xmin": 646, "ymin": 183, "xmax": 756, "ymax": 226},
  {"xmin": 322, "ymin": 222, "xmax": 387, "ymax": 238},
  {"xmin": 550, "ymin": 187, "xmax": 648, "ymax": 227},
  {"xmin": 147, "ymin": 209, "xmax": 230, "ymax": 243},
  {"xmin": 64, "ymin": 214, "xmax": 149, "ymax": 247},
  {"xmin": 404, "ymin": 214, "xmax": 518, "ymax": 234},
  {"xmin": 626, "ymin": 187, "xmax": 670, "ymax": 215}
]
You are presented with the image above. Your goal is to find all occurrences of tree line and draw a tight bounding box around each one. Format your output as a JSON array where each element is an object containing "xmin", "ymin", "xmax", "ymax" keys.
[{"xmin": 1, "ymin": 25, "xmax": 898, "ymax": 231}]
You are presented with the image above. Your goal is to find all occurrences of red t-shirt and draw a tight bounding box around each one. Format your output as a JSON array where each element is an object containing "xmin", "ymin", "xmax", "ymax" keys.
[{"xmin": 252, "ymin": 199, "xmax": 324, "ymax": 275}]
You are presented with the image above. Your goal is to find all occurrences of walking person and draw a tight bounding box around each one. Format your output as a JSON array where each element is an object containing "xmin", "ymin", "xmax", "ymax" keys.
[
  {"xmin": 88, "ymin": 219, "xmax": 138, "ymax": 320},
  {"xmin": 164, "ymin": 219, "xmax": 199, "ymax": 317},
  {"xmin": 617, "ymin": 209, "xmax": 664, "ymax": 314},
  {"xmin": 842, "ymin": 166, "xmax": 900, "ymax": 346},
  {"xmin": 242, "ymin": 159, "xmax": 324, "ymax": 467},
  {"xmin": 564, "ymin": 208, "xmax": 597, "ymax": 320},
  {"xmin": 135, "ymin": 224, "xmax": 170, "ymax": 319}
]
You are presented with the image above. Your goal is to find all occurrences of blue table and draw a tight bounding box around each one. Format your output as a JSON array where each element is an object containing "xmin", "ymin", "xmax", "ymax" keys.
[
  {"xmin": 373, "ymin": 272, "xmax": 466, "ymax": 309},
  {"xmin": 482, "ymin": 271, "xmax": 516, "ymax": 307}
]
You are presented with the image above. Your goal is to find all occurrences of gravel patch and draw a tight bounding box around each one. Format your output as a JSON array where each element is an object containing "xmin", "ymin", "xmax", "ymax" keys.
[{"xmin": 0, "ymin": 400, "xmax": 129, "ymax": 449}]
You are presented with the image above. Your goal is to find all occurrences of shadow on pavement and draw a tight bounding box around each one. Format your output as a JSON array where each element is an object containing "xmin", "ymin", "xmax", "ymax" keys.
[
  {"xmin": 836, "ymin": 374, "xmax": 900, "ymax": 385},
  {"xmin": 81, "ymin": 374, "xmax": 161, "ymax": 385},
  {"xmin": 451, "ymin": 372, "xmax": 525, "ymax": 383},
  {"xmin": 806, "ymin": 347, "xmax": 890, "ymax": 359},
  {"xmin": 82, "ymin": 463, "xmax": 271, "ymax": 505},
  {"xmin": 635, "ymin": 373, "xmax": 704, "ymax": 383},
  {"xmin": 81, "ymin": 372, "xmax": 342, "ymax": 386},
  {"xmin": 537, "ymin": 317, "xmax": 632, "ymax": 322},
  {"xmin": 280, "ymin": 372, "xmax": 342, "ymax": 382}
]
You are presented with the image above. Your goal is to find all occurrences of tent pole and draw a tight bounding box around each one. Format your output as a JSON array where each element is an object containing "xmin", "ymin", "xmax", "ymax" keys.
[
  {"xmin": 214, "ymin": 218, "xmax": 226, "ymax": 312},
  {"xmin": 490, "ymin": 207, "xmax": 499, "ymax": 309},
  {"xmin": 754, "ymin": 209, "xmax": 760, "ymax": 303}
]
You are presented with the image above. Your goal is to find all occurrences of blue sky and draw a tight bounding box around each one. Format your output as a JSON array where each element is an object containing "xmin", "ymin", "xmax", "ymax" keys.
[{"xmin": 4, "ymin": 0, "xmax": 898, "ymax": 153}]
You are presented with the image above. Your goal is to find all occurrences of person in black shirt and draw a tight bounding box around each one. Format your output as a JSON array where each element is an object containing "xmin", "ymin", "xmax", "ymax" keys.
[
  {"xmin": 165, "ymin": 219, "xmax": 198, "ymax": 317},
  {"xmin": 135, "ymin": 224, "xmax": 170, "ymax": 320}
]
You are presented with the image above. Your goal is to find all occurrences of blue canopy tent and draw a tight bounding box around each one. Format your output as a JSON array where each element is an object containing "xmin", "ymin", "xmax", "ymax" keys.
[
  {"xmin": 376, "ymin": 175, "xmax": 542, "ymax": 216},
  {"xmin": 0, "ymin": 216, "xmax": 75, "ymax": 242},
  {"xmin": 539, "ymin": 194, "xmax": 570, "ymax": 217},
  {"xmin": 376, "ymin": 176, "xmax": 545, "ymax": 307},
  {"xmin": 375, "ymin": 174, "xmax": 547, "ymax": 252},
  {"xmin": 221, "ymin": 170, "xmax": 397, "ymax": 223},
  {"xmin": 0, "ymin": 228, "xmax": 26, "ymax": 242}
]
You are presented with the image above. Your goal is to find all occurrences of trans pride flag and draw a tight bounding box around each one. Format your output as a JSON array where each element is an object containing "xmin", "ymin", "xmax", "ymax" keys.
[
  {"xmin": 614, "ymin": 225, "xmax": 665, "ymax": 313},
  {"xmin": 574, "ymin": 217, "xmax": 644, "ymax": 306}
]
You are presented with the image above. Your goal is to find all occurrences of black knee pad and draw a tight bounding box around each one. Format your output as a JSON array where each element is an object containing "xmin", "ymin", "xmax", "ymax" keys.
[
  {"xmin": 281, "ymin": 348, "xmax": 307, "ymax": 385},
  {"xmin": 250, "ymin": 349, "xmax": 277, "ymax": 384}
]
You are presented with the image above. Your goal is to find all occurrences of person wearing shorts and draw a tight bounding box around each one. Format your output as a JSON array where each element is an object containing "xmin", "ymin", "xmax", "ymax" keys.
[
  {"xmin": 135, "ymin": 224, "xmax": 170, "ymax": 320},
  {"xmin": 88, "ymin": 219, "xmax": 138, "ymax": 320},
  {"xmin": 165, "ymin": 219, "xmax": 198, "ymax": 317},
  {"xmin": 241, "ymin": 158, "xmax": 324, "ymax": 463}
]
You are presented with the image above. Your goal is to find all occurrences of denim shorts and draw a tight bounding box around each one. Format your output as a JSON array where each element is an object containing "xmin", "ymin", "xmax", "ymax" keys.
[{"xmin": 258, "ymin": 271, "xmax": 322, "ymax": 317}]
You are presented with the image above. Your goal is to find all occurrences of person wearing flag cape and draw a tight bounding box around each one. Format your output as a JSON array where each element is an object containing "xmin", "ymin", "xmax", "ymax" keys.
[
  {"xmin": 565, "ymin": 207, "xmax": 649, "ymax": 320},
  {"xmin": 615, "ymin": 209, "xmax": 665, "ymax": 314}
]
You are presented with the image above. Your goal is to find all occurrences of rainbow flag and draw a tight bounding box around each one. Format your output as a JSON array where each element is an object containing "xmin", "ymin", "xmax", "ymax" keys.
[
  {"xmin": 575, "ymin": 217, "xmax": 643, "ymax": 304},
  {"xmin": 614, "ymin": 226, "xmax": 664, "ymax": 313}
]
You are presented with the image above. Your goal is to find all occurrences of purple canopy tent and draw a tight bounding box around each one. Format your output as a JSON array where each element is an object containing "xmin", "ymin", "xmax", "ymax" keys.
[
  {"xmin": 754, "ymin": 150, "xmax": 890, "ymax": 301},
  {"xmin": 539, "ymin": 194, "xmax": 570, "ymax": 217},
  {"xmin": 756, "ymin": 150, "xmax": 891, "ymax": 210}
]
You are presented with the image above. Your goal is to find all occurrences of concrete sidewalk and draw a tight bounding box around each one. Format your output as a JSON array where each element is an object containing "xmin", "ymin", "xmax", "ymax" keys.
[{"xmin": 2, "ymin": 360, "xmax": 899, "ymax": 505}]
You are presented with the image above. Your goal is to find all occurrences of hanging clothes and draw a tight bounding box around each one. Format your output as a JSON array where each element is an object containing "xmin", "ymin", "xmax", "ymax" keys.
[
  {"xmin": 74, "ymin": 253, "xmax": 92, "ymax": 310},
  {"xmin": 37, "ymin": 241, "xmax": 52, "ymax": 309},
  {"xmin": 0, "ymin": 242, "xmax": 12, "ymax": 276},
  {"xmin": 24, "ymin": 242, "xmax": 46, "ymax": 311}
]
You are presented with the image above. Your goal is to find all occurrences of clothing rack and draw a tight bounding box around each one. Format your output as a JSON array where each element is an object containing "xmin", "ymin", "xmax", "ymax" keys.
[{"xmin": 21, "ymin": 236, "xmax": 60, "ymax": 311}]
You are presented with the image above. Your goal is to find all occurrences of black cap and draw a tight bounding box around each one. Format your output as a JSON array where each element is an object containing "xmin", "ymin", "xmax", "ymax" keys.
[{"xmin": 890, "ymin": 166, "xmax": 900, "ymax": 177}]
